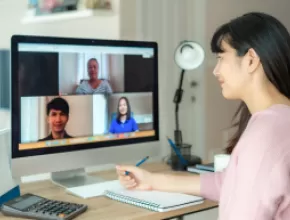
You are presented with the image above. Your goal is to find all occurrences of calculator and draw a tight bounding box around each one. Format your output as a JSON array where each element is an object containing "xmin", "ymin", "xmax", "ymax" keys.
[{"xmin": 0, "ymin": 193, "xmax": 87, "ymax": 220}]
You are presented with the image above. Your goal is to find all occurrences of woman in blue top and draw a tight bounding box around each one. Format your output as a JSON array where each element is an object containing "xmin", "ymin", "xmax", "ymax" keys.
[{"xmin": 109, "ymin": 97, "xmax": 139, "ymax": 134}]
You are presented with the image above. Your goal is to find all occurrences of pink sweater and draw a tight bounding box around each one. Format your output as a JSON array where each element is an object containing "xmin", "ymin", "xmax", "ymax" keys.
[{"xmin": 200, "ymin": 104, "xmax": 290, "ymax": 220}]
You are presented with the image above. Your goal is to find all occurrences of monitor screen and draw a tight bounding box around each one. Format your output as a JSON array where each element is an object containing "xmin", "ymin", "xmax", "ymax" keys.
[{"xmin": 11, "ymin": 36, "xmax": 159, "ymax": 158}]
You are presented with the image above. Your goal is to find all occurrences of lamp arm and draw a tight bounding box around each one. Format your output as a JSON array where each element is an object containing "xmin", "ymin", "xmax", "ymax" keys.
[{"xmin": 173, "ymin": 69, "xmax": 185, "ymax": 146}]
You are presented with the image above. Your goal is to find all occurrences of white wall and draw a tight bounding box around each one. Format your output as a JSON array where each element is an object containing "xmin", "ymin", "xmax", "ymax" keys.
[
  {"xmin": 108, "ymin": 54, "xmax": 124, "ymax": 92},
  {"xmin": 127, "ymin": 0, "xmax": 209, "ymax": 160},
  {"xmin": 203, "ymin": 0, "xmax": 290, "ymax": 160},
  {"xmin": 122, "ymin": 0, "xmax": 290, "ymax": 164},
  {"xmin": 59, "ymin": 53, "xmax": 79, "ymax": 95},
  {"xmin": 108, "ymin": 93, "xmax": 153, "ymax": 116},
  {"xmin": 0, "ymin": 0, "xmax": 120, "ymax": 49}
]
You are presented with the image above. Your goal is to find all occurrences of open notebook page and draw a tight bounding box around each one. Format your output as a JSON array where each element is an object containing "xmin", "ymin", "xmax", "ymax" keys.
[
  {"xmin": 66, "ymin": 180, "xmax": 122, "ymax": 199},
  {"xmin": 106, "ymin": 188, "xmax": 204, "ymax": 209}
]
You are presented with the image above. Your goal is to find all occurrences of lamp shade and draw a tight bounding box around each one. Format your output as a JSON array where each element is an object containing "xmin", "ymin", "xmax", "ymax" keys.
[{"xmin": 174, "ymin": 41, "xmax": 205, "ymax": 70}]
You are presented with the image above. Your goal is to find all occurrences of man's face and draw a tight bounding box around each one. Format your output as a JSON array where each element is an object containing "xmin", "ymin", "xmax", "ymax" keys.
[{"xmin": 47, "ymin": 109, "xmax": 68, "ymax": 133}]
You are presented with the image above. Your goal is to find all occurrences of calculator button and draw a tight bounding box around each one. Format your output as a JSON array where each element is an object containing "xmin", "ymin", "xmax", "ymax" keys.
[{"xmin": 58, "ymin": 213, "xmax": 66, "ymax": 218}]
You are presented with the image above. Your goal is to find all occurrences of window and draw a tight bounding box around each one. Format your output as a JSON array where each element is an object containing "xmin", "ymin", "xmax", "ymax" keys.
[
  {"xmin": 21, "ymin": 97, "xmax": 47, "ymax": 143},
  {"xmin": 92, "ymin": 94, "xmax": 108, "ymax": 135}
]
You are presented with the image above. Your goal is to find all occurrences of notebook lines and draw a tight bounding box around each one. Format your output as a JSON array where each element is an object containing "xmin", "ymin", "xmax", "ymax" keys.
[{"xmin": 105, "ymin": 190, "xmax": 160, "ymax": 212}]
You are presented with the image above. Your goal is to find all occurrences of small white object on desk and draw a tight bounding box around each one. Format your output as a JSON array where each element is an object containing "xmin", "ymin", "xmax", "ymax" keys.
[
  {"xmin": 66, "ymin": 180, "xmax": 122, "ymax": 199},
  {"xmin": 214, "ymin": 154, "xmax": 230, "ymax": 172}
]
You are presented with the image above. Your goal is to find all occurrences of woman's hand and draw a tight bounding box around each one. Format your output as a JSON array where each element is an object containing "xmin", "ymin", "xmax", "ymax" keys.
[
  {"xmin": 116, "ymin": 164, "xmax": 202, "ymax": 196},
  {"xmin": 116, "ymin": 165, "xmax": 155, "ymax": 190}
]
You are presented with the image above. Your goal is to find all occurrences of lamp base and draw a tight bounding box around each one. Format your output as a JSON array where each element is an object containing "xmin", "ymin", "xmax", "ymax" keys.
[{"xmin": 167, "ymin": 155, "xmax": 202, "ymax": 171}]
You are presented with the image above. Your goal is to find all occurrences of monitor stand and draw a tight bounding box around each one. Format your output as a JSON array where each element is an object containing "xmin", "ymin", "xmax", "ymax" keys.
[{"xmin": 51, "ymin": 168, "xmax": 106, "ymax": 189}]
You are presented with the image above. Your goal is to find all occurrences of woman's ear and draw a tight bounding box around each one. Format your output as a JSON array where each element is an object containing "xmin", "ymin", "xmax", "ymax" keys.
[{"xmin": 247, "ymin": 48, "xmax": 260, "ymax": 73}]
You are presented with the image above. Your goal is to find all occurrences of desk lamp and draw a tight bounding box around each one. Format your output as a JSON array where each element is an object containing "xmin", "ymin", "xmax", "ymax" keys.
[{"xmin": 171, "ymin": 41, "xmax": 205, "ymax": 169}]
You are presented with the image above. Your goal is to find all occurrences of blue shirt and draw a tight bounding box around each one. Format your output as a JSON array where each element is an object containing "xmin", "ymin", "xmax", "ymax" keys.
[{"xmin": 109, "ymin": 117, "xmax": 139, "ymax": 134}]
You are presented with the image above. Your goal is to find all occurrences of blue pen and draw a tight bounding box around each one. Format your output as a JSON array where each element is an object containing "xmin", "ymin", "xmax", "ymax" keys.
[
  {"xmin": 166, "ymin": 136, "xmax": 188, "ymax": 166},
  {"xmin": 125, "ymin": 156, "xmax": 149, "ymax": 175}
]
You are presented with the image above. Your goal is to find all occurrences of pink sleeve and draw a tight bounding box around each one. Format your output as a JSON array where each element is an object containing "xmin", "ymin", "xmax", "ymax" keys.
[
  {"xmin": 220, "ymin": 113, "xmax": 290, "ymax": 219},
  {"xmin": 224, "ymin": 153, "xmax": 290, "ymax": 220},
  {"xmin": 200, "ymin": 170, "xmax": 226, "ymax": 202}
]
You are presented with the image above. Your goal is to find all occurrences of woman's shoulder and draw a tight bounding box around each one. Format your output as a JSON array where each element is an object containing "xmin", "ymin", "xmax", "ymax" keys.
[
  {"xmin": 130, "ymin": 116, "xmax": 137, "ymax": 122},
  {"xmin": 100, "ymin": 79, "xmax": 110, "ymax": 85},
  {"xmin": 250, "ymin": 104, "xmax": 290, "ymax": 129},
  {"xmin": 77, "ymin": 80, "xmax": 89, "ymax": 88},
  {"xmin": 80, "ymin": 79, "xmax": 89, "ymax": 85},
  {"xmin": 242, "ymin": 104, "xmax": 290, "ymax": 154}
]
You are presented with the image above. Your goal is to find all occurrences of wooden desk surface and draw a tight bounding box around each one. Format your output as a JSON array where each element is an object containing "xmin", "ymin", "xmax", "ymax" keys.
[{"xmin": 0, "ymin": 162, "xmax": 218, "ymax": 220}]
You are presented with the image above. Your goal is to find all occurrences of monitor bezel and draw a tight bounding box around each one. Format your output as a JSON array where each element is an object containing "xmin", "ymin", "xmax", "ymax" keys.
[{"xmin": 11, "ymin": 35, "xmax": 159, "ymax": 158}]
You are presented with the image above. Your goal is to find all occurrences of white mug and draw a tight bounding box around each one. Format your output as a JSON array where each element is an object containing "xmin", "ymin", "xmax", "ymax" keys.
[{"xmin": 214, "ymin": 154, "xmax": 230, "ymax": 172}]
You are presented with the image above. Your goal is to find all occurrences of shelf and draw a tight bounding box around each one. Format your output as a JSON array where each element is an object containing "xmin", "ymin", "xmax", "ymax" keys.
[{"xmin": 21, "ymin": 9, "xmax": 114, "ymax": 24}]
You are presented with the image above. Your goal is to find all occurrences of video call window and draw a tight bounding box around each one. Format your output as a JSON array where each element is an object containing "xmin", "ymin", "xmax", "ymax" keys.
[
  {"xmin": 20, "ymin": 93, "xmax": 153, "ymax": 145},
  {"xmin": 108, "ymin": 93, "xmax": 153, "ymax": 134},
  {"xmin": 19, "ymin": 52, "xmax": 59, "ymax": 97},
  {"xmin": 18, "ymin": 44, "xmax": 155, "ymax": 97},
  {"xmin": 18, "ymin": 43, "xmax": 156, "ymax": 150},
  {"xmin": 20, "ymin": 95, "xmax": 107, "ymax": 143}
]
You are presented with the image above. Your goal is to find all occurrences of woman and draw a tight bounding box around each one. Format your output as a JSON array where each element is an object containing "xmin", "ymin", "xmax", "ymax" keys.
[
  {"xmin": 116, "ymin": 12, "xmax": 290, "ymax": 220},
  {"xmin": 109, "ymin": 97, "xmax": 139, "ymax": 134},
  {"xmin": 76, "ymin": 58, "xmax": 113, "ymax": 94}
]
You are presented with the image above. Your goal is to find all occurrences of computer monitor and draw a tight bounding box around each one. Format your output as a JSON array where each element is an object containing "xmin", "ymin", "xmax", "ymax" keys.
[{"xmin": 11, "ymin": 35, "xmax": 160, "ymax": 188}]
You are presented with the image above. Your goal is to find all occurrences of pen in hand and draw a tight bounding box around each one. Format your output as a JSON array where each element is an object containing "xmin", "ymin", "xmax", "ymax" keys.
[{"xmin": 125, "ymin": 156, "xmax": 149, "ymax": 175}]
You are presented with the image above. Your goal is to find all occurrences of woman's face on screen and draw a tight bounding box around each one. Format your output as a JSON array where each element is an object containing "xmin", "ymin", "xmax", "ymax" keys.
[
  {"xmin": 87, "ymin": 60, "xmax": 98, "ymax": 80},
  {"xmin": 118, "ymin": 99, "xmax": 128, "ymax": 115}
]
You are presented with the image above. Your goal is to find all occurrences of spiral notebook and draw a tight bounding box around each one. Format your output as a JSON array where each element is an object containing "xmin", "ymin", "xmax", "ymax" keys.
[{"xmin": 104, "ymin": 189, "xmax": 204, "ymax": 212}]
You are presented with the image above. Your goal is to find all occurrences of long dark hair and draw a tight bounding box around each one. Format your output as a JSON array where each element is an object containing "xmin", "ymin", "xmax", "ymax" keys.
[
  {"xmin": 117, "ymin": 97, "xmax": 131, "ymax": 122},
  {"xmin": 211, "ymin": 12, "xmax": 290, "ymax": 154}
]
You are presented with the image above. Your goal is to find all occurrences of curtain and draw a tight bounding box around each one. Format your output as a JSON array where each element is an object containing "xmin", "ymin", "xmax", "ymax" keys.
[
  {"xmin": 135, "ymin": 0, "xmax": 207, "ymax": 158},
  {"xmin": 21, "ymin": 97, "xmax": 47, "ymax": 143},
  {"xmin": 93, "ymin": 94, "xmax": 108, "ymax": 135}
]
